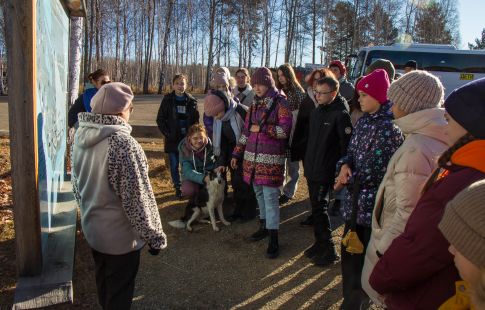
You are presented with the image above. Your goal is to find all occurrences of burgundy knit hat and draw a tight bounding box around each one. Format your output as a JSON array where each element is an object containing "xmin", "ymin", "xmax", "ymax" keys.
[
  {"xmin": 204, "ymin": 90, "xmax": 228, "ymax": 117},
  {"xmin": 356, "ymin": 69, "xmax": 390, "ymax": 104},
  {"xmin": 329, "ymin": 60, "xmax": 346, "ymax": 76},
  {"xmin": 251, "ymin": 67, "xmax": 275, "ymax": 88}
]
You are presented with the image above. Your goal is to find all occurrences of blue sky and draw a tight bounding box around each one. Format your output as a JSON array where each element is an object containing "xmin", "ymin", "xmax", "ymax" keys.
[
  {"xmin": 458, "ymin": 0, "xmax": 485, "ymax": 48},
  {"xmin": 255, "ymin": 0, "xmax": 485, "ymax": 67}
]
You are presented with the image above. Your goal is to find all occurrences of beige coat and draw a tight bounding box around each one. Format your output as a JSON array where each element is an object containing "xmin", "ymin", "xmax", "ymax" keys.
[{"xmin": 361, "ymin": 108, "xmax": 448, "ymax": 306}]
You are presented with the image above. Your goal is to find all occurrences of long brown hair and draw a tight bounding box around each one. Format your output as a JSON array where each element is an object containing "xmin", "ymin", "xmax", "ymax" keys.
[
  {"xmin": 422, "ymin": 133, "xmax": 477, "ymax": 193},
  {"xmin": 88, "ymin": 69, "xmax": 108, "ymax": 82},
  {"xmin": 276, "ymin": 63, "xmax": 304, "ymax": 92},
  {"xmin": 306, "ymin": 68, "xmax": 336, "ymax": 88}
]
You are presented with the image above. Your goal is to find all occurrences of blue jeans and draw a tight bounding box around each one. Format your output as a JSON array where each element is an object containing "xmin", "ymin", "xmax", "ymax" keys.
[
  {"xmin": 168, "ymin": 152, "xmax": 181, "ymax": 189},
  {"xmin": 253, "ymin": 184, "xmax": 280, "ymax": 230}
]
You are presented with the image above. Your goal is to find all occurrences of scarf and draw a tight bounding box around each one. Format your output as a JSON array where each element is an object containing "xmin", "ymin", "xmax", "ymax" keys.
[
  {"xmin": 451, "ymin": 140, "xmax": 485, "ymax": 173},
  {"xmin": 212, "ymin": 99, "xmax": 245, "ymax": 157}
]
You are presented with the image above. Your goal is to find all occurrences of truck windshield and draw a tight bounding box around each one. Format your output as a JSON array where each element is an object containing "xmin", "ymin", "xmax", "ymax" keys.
[
  {"xmin": 349, "ymin": 51, "xmax": 366, "ymax": 81},
  {"xmin": 365, "ymin": 50, "xmax": 485, "ymax": 73}
]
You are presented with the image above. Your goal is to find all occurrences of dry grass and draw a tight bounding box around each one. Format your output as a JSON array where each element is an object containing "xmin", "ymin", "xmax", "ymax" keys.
[{"xmin": 0, "ymin": 137, "xmax": 347, "ymax": 309}]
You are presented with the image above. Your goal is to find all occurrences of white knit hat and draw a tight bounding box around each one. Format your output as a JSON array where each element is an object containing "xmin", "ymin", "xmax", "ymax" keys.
[{"xmin": 388, "ymin": 70, "xmax": 444, "ymax": 114}]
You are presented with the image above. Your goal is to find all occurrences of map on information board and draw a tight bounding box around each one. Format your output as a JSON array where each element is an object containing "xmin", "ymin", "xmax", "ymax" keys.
[{"xmin": 36, "ymin": 0, "xmax": 69, "ymax": 231}]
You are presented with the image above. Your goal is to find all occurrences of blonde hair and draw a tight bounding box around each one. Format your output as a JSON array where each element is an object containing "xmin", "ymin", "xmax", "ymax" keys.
[{"xmin": 187, "ymin": 123, "xmax": 207, "ymax": 139}]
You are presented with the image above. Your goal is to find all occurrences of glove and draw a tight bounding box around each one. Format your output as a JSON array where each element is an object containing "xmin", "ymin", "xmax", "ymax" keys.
[{"xmin": 148, "ymin": 245, "xmax": 160, "ymax": 256}]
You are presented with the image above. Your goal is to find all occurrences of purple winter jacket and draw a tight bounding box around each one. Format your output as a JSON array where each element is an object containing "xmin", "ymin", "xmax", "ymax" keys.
[{"xmin": 232, "ymin": 87, "xmax": 292, "ymax": 187}]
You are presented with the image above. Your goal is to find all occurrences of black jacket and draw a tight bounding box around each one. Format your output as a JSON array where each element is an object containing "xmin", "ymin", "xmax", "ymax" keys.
[
  {"xmin": 217, "ymin": 105, "xmax": 247, "ymax": 167},
  {"xmin": 303, "ymin": 95, "xmax": 352, "ymax": 183},
  {"xmin": 290, "ymin": 94, "xmax": 316, "ymax": 161},
  {"xmin": 156, "ymin": 91, "xmax": 199, "ymax": 153},
  {"xmin": 68, "ymin": 94, "xmax": 85, "ymax": 128}
]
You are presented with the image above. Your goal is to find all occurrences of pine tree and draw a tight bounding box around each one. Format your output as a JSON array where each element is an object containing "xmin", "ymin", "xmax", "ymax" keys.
[
  {"xmin": 414, "ymin": 1, "xmax": 452, "ymax": 44},
  {"xmin": 325, "ymin": 1, "xmax": 354, "ymax": 62},
  {"xmin": 368, "ymin": 2, "xmax": 398, "ymax": 46},
  {"xmin": 468, "ymin": 28, "xmax": 485, "ymax": 50}
]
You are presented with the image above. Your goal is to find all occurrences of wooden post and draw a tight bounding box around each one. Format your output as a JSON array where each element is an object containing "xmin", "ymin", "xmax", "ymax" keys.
[{"xmin": 6, "ymin": 0, "xmax": 43, "ymax": 276}]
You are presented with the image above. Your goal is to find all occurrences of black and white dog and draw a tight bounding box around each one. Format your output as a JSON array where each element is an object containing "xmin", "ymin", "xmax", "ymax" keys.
[{"xmin": 170, "ymin": 171, "xmax": 230, "ymax": 232}]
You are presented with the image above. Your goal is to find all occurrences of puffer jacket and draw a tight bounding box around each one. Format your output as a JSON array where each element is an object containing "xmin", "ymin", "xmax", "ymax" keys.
[
  {"xmin": 362, "ymin": 108, "xmax": 449, "ymax": 306},
  {"xmin": 72, "ymin": 113, "xmax": 166, "ymax": 255},
  {"xmin": 338, "ymin": 102, "xmax": 404, "ymax": 227},
  {"xmin": 369, "ymin": 140, "xmax": 485, "ymax": 310},
  {"xmin": 232, "ymin": 87, "xmax": 292, "ymax": 187}
]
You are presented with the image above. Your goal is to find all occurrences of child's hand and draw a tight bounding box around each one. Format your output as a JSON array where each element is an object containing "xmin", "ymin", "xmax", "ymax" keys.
[
  {"xmin": 230, "ymin": 158, "xmax": 238, "ymax": 170},
  {"xmin": 334, "ymin": 180, "xmax": 344, "ymax": 191},
  {"xmin": 204, "ymin": 175, "xmax": 210, "ymax": 185},
  {"xmin": 250, "ymin": 124, "xmax": 260, "ymax": 133},
  {"xmin": 336, "ymin": 164, "xmax": 352, "ymax": 185}
]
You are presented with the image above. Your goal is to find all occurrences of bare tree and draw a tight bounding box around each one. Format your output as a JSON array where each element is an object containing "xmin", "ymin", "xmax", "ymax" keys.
[
  {"xmin": 142, "ymin": 0, "xmax": 155, "ymax": 93},
  {"xmin": 204, "ymin": 0, "xmax": 217, "ymax": 93},
  {"xmin": 157, "ymin": 0, "xmax": 174, "ymax": 94},
  {"xmin": 68, "ymin": 17, "xmax": 84, "ymax": 106}
]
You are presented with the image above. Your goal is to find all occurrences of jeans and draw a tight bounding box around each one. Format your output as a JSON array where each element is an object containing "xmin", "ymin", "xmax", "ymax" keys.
[
  {"xmin": 282, "ymin": 159, "xmax": 300, "ymax": 198},
  {"xmin": 253, "ymin": 184, "xmax": 280, "ymax": 229},
  {"xmin": 92, "ymin": 249, "xmax": 141, "ymax": 310},
  {"xmin": 168, "ymin": 152, "xmax": 181, "ymax": 189}
]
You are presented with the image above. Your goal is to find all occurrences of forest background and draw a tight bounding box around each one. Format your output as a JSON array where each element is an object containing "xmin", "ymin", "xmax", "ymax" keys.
[{"xmin": 0, "ymin": 0, "xmax": 484, "ymax": 94}]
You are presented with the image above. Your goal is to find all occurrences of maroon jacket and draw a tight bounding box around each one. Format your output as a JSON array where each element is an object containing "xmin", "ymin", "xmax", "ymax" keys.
[{"xmin": 369, "ymin": 165, "xmax": 485, "ymax": 310}]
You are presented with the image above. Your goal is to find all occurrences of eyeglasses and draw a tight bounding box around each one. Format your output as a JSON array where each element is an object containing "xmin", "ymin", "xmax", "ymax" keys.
[
  {"xmin": 314, "ymin": 89, "xmax": 335, "ymax": 96},
  {"xmin": 100, "ymin": 80, "xmax": 111, "ymax": 86}
]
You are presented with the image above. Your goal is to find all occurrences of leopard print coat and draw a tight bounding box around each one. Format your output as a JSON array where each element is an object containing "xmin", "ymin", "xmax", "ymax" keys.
[{"xmin": 72, "ymin": 113, "xmax": 167, "ymax": 253}]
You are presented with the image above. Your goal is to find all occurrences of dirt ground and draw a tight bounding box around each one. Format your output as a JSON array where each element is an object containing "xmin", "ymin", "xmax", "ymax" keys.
[{"xmin": 0, "ymin": 137, "xmax": 347, "ymax": 309}]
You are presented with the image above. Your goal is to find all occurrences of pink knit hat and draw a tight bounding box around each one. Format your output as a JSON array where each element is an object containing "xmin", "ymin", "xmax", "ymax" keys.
[
  {"xmin": 204, "ymin": 91, "xmax": 228, "ymax": 117},
  {"xmin": 356, "ymin": 69, "xmax": 390, "ymax": 104},
  {"xmin": 251, "ymin": 67, "xmax": 275, "ymax": 88},
  {"xmin": 211, "ymin": 72, "xmax": 229, "ymax": 86},
  {"xmin": 91, "ymin": 82, "xmax": 134, "ymax": 114}
]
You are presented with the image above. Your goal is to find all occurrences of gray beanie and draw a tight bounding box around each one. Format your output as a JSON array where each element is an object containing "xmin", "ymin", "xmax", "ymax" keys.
[
  {"xmin": 365, "ymin": 59, "xmax": 395, "ymax": 81},
  {"xmin": 388, "ymin": 70, "xmax": 444, "ymax": 114},
  {"xmin": 439, "ymin": 179, "xmax": 485, "ymax": 267}
]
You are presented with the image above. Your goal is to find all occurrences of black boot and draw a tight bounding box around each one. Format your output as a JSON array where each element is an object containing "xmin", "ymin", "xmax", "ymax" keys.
[
  {"xmin": 309, "ymin": 204, "xmax": 337, "ymax": 265},
  {"xmin": 311, "ymin": 243, "xmax": 339, "ymax": 266},
  {"xmin": 300, "ymin": 214, "xmax": 314, "ymax": 226},
  {"xmin": 303, "ymin": 242, "xmax": 321, "ymax": 258},
  {"xmin": 249, "ymin": 219, "xmax": 268, "ymax": 241},
  {"xmin": 267, "ymin": 229, "xmax": 279, "ymax": 259}
]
